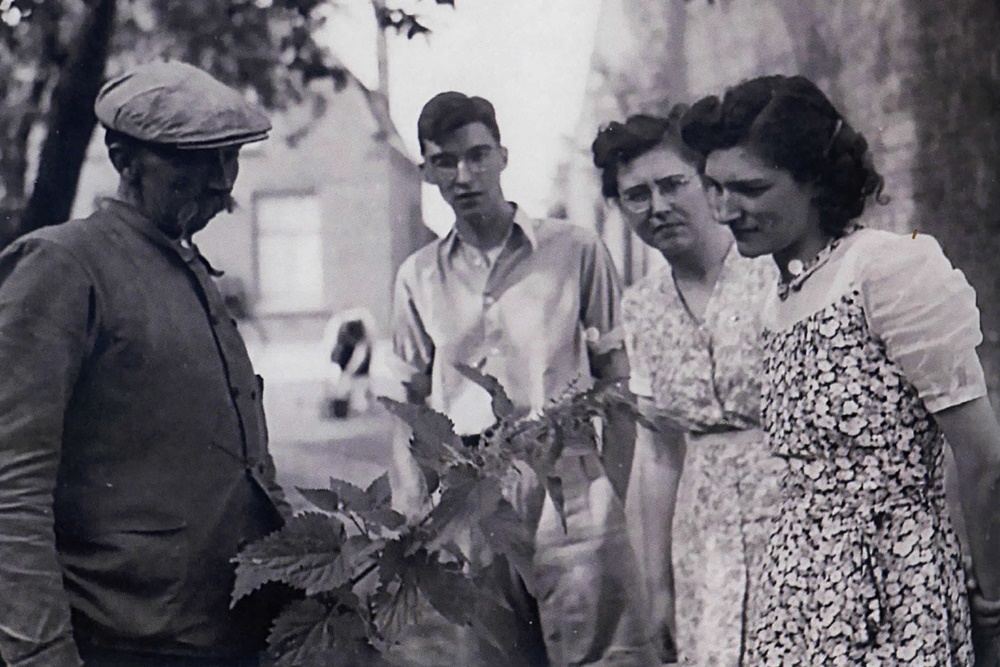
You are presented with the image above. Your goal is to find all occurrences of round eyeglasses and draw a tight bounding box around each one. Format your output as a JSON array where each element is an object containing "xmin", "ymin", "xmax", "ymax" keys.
[
  {"xmin": 618, "ymin": 174, "xmax": 695, "ymax": 214},
  {"xmin": 425, "ymin": 145, "xmax": 495, "ymax": 178}
]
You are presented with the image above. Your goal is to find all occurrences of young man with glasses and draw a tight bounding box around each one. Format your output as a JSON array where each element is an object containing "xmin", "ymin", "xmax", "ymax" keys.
[{"xmin": 388, "ymin": 92, "xmax": 654, "ymax": 666}]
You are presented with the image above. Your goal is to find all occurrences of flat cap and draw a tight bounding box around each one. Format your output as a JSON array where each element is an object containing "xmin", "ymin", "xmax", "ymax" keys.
[{"xmin": 95, "ymin": 61, "xmax": 271, "ymax": 150}]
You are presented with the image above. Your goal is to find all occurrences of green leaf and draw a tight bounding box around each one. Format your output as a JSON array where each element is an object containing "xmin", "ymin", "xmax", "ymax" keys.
[
  {"xmin": 454, "ymin": 363, "xmax": 516, "ymax": 420},
  {"xmin": 232, "ymin": 513, "xmax": 381, "ymax": 603}
]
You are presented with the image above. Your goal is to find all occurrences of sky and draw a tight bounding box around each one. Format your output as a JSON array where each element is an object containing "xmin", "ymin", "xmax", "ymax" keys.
[{"xmin": 319, "ymin": 0, "xmax": 603, "ymax": 235}]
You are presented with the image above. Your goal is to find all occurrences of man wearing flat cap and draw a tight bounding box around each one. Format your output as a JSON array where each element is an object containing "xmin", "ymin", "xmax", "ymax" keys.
[{"xmin": 0, "ymin": 61, "xmax": 290, "ymax": 667}]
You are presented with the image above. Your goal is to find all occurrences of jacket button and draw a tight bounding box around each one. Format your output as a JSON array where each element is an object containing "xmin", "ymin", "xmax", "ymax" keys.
[{"xmin": 230, "ymin": 387, "xmax": 240, "ymax": 398}]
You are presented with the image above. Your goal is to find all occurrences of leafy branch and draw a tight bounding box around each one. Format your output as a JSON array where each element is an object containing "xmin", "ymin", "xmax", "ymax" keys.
[{"xmin": 232, "ymin": 371, "xmax": 644, "ymax": 665}]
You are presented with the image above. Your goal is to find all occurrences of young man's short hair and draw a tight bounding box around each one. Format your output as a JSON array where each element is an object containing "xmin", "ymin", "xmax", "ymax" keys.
[{"xmin": 417, "ymin": 91, "xmax": 501, "ymax": 154}]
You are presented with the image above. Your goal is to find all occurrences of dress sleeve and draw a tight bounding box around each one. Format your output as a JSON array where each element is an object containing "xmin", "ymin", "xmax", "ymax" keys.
[{"xmin": 860, "ymin": 232, "xmax": 987, "ymax": 413}]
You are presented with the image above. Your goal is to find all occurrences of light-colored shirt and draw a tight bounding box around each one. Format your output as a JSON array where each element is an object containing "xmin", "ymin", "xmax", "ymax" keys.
[
  {"xmin": 622, "ymin": 244, "xmax": 777, "ymax": 432},
  {"xmin": 391, "ymin": 206, "xmax": 622, "ymax": 434}
]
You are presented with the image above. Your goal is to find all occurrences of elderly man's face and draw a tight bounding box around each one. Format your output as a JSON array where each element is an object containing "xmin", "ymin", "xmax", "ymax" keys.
[{"xmin": 129, "ymin": 144, "xmax": 241, "ymax": 239}]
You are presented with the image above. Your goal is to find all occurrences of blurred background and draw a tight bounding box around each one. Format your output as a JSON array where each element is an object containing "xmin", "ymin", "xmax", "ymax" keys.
[{"xmin": 1, "ymin": 0, "xmax": 998, "ymax": 511}]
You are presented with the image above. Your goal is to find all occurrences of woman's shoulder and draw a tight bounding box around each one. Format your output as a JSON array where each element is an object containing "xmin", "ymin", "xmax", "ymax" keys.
[{"xmin": 845, "ymin": 227, "xmax": 959, "ymax": 293}]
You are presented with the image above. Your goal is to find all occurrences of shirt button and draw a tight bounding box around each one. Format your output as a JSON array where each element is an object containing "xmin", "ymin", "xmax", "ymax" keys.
[{"xmin": 484, "ymin": 295, "xmax": 495, "ymax": 306}]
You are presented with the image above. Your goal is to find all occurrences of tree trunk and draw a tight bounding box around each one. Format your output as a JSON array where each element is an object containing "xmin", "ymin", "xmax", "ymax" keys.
[{"xmin": 14, "ymin": 0, "xmax": 117, "ymax": 243}]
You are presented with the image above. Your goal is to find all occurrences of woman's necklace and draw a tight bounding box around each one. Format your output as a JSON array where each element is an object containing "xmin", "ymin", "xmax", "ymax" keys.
[{"xmin": 777, "ymin": 223, "xmax": 863, "ymax": 301}]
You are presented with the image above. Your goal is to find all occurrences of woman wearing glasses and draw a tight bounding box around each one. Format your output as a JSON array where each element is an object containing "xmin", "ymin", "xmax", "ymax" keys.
[
  {"xmin": 591, "ymin": 106, "xmax": 785, "ymax": 666},
  {"xmin": 682, "ymin": 74, "xmax": 1000, "ymax": 665}
]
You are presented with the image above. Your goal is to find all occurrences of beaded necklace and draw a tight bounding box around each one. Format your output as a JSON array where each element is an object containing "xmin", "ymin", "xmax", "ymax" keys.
[{"xmin": 777, "ymin": 223, "xmax": 863, "ymax": 301}]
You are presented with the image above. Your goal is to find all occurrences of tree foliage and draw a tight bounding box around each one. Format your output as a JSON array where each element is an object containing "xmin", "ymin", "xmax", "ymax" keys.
[
  {"xmin": 232, "ymin": 373, "xmax": 646, "ymax": 665},
  {"xmin": 0, "ymin": 0, "xmax": 457, "ymax": 246}
]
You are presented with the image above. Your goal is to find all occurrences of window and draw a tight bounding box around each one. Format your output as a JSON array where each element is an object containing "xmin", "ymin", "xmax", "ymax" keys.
[{"xmin": 254, "ymin": 192, "xmax": 324, "ymax": 312}]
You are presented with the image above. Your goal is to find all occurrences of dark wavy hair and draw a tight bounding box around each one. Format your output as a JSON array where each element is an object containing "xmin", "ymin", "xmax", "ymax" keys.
[
  {"xmin": 417, "ymin": 91, "xmax": 501, "ymax": 155},
  {"xmin": 591, "ymin": 104, "xmax": 703, "ymax": 199},
  {"xmin": 681, "ymin": 75, "xmax": 885, "ymax": 236}
]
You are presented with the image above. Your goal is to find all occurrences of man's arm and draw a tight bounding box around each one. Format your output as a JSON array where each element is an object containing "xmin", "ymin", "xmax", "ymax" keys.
[
  {"xmin": 385, "ymin": 263, "xmax": 435, "ymax": 518},
  {"xmin": 591, "ymin": 346, "xmax": 635, "ymax": 501},
  {"xmin": 579, "ymin": 232, "xmax": 634, "ymax": 500},
  {"xmin": 0, "ymin": 239, "xmax": 91, "ymax": 667}
]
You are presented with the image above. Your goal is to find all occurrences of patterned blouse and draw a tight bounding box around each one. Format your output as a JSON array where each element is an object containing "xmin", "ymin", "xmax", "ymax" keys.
[{"xmin": 622, "ymin": 244, "xmax": 778, "ymax": 432}]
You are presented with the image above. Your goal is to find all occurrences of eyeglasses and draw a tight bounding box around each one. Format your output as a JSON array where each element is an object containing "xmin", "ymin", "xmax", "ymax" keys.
[
  {"xmin": 425, "ymin": 145, "xmax": 495, "ymax": 177},
  {"xmin": 618, "ymin": 174, "xmax": 695, "ymax": 214}
]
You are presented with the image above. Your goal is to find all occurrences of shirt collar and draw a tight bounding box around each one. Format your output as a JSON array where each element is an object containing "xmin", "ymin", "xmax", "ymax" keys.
[
  {"xmin": 440, "ymin": 202, "xmax": 537, "ymax": 258},
  {"xmin": 102, "ymin": 198, "xmax": 225, "ymax": 276}
]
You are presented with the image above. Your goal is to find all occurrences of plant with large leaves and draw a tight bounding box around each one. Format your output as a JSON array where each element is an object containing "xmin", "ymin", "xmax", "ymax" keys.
[{"xmin": 232, "ymin": 367, "xmax": 647, "ymax": 666}]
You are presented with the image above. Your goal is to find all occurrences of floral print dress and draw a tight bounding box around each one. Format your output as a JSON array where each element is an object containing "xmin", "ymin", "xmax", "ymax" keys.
[
  {"xmin": 746, "ymin": 228, "xmax": 986, "ymax": 666},
  {"xmin": 622, "ymin": 244, "xmax": 785, "ymax": 666}
]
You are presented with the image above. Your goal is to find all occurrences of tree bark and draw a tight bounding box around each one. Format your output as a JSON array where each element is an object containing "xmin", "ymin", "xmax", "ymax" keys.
[{"xmin": 14, "ymin": 0, "xmax": 117, "ymax": 244}]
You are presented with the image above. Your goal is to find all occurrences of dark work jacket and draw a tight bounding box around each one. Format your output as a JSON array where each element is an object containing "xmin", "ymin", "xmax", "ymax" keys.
[{"xmin": 0, "ymin": 200, "xmax": 290, "ymax": 667}]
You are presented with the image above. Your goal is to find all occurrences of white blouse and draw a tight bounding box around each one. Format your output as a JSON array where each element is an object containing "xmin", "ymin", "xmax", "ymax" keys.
[{"xmin": 762, "ymin": 227, "xmax": 987, "ymax": 413}]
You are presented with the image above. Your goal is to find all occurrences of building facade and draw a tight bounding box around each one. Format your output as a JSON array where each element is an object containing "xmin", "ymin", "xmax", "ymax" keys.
[{"xmin": 73, "ymin": 74, "xmax": 433, "ymax": 345}]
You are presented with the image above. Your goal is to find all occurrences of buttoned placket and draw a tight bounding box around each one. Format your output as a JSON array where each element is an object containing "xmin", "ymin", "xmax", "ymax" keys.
[
  {"xmin": 476, "ymin": 242, "xmax": 510, "ymax": 362},
  {"xmin": 178, "ymin": 242, "xmax": 266, "ymax": 477}
]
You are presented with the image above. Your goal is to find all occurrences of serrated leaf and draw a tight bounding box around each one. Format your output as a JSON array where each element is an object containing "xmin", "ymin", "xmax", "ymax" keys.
[
  {"xmin": 267, "ymin": 598, "xmax": 392, "ymax": 667},
  {"xmin": 357, "ymin": 508, "xmax": 406, "ymax": 530},
  {"xmin": 267, "ymin": 599, "xmax": 339, "ymax": 666},
  {"xmin": 425, "ymin": 476, "xmax": 504, "ymax": 554},
  {"xmin": 365, "ymin": 473, "xmax": 392, "ymax": 509},
  {"xmin": 372, "ymin": 545, "xmax": 422, "ymax": 640},
  {"xmin": 416, "ymin": 556, "xmax": 477, "ymax": 627},
  {"xmin": 232, "ymin": 513, "xmax": 381, "ymax": 602},
  {"xmin": 329, "ymin": 478, "xmax": 370, "ymax": 512},
  {"xmin": 378, "ymin": 397, "xmax": 465, "ymax": 471},
  {"xmin": 479, "ymin": 500, "xmax": 536, "ymax": 595},
  {"xmin": 297, "ymin": 487, "xmax": 340, "ymax": 513},
  {"xmin": 454, "ymin": 363, "xmax": 516, "ymax": 420}
]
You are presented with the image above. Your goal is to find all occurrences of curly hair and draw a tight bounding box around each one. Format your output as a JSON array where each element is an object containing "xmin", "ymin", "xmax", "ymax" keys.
[
  {"xmin": 681, "ymin": 75, "xmax": 885, "ymax": 236},
  {"xmin": 591, "ymin": 104, "xmax": 703, "ymax": 199}
]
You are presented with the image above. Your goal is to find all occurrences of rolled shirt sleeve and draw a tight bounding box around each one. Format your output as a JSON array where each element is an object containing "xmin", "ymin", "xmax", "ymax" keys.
[
  {"xmin": 389, "ymin": 258, "xmax": 434, "ymax": 399},
  {"xmin": 861, "ymin": 232, "xmax": 987, "ymax": 413},
  {"xmin": 579, "ymin": 233, "xmax": 625, "ymax": 359},
  {"xmin": 0, "ymin": 238, "xmax": 91, "ymax": 667}
]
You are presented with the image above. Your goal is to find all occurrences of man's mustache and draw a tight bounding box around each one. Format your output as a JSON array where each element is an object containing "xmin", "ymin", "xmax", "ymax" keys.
[{"xmin": 175, "ymin": 193, "xmax": 238, "ymax": 239}]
